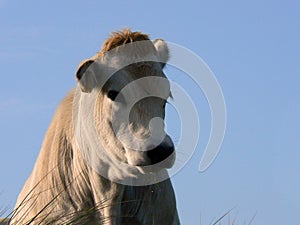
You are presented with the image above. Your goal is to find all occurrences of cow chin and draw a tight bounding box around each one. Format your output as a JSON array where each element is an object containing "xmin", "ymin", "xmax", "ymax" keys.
[
  {"xmin": 126, "ymin": 149, "xmax": 176, "ymax": 174},
  {"xmin": 136, "ymin": 156, "xmax": 175, "ymax": 174}
]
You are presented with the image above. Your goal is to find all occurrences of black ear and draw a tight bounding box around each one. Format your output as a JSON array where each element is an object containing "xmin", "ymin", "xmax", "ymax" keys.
[{"xmin": 76, "ymin": 59, "xmax": 95, "ymax": 93}]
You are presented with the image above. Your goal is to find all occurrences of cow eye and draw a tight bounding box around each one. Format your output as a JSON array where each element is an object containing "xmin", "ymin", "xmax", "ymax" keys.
[{"xmin": 107, "ymin": 90, "xmax": 119, "ymax": 101}]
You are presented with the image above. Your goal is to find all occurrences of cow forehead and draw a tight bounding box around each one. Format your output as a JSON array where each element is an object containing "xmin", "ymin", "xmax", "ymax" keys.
[
  {"xmin": 104, "ymin": 54, "xmax": 159, "ymax": 72},
  {"xmin": 99, "ymin": 40, "xmax": 159, "ymax": 69},
  {"xmin": 108, "ymin": 76, "xmax": 171, "ymax": 110},
  {"xmin": 103, "ymin": 61, "xmax": 169, "ymax": 91}
]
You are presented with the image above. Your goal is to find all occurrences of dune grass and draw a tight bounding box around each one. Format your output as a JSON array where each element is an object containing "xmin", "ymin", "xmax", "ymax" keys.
[
  {"xmin": 1, "ymin": 191, "xmax": 256, "ymax": 225},
  {"xmin": 204, "ymin": 208, "xmax": 257, "ymax": 225},
  {"xmin": 1, "ymin": 204, "xmax": 256, "ymax": 225}
]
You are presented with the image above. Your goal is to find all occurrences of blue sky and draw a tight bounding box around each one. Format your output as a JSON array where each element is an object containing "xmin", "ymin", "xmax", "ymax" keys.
[{"xmin": 0, "ymin": 0, "xmax": 299, "ymax": 224}]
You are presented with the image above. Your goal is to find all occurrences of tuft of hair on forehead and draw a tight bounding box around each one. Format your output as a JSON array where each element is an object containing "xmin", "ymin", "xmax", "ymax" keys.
[{"xmin": 100, "ymin": 28, "xmax": 151, "ymax": 54}]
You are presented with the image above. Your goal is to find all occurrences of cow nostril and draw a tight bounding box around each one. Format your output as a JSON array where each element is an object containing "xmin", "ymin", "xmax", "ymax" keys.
[{"xmin": 146, "ymin": 142, "xmax": 175, "ymax": 165}]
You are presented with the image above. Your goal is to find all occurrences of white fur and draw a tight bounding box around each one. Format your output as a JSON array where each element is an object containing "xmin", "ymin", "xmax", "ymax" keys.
[{"xmin": 153, "ymin": 39, "xmax": 170, "ymax": 63}]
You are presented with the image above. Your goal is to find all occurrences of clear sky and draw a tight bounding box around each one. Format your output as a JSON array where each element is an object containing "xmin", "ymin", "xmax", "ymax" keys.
[{"xmin": 0, "ymin": 0, "xmax": 299, "ymax": 224}]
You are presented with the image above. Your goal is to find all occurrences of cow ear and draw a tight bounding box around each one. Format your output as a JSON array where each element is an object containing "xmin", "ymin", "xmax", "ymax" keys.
[
  {"xmin": 153, "ymin": 39, "xmax": 169, "ymax": 68},
  {"xmin": 76, "ymin": 59, "xmax": 95, "ymax": 93}
]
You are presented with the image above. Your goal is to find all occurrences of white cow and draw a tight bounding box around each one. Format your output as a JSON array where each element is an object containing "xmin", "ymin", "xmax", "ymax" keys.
[{"xmin": 11, "ymin": 29, "xmax": 180, "ymax": 225}]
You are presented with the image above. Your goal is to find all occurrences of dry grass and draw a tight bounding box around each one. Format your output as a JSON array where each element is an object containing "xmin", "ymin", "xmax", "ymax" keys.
[
  {"xmin": 201, "ymin": 208, "xmax": 257, "ymax": 225},
  {"xmin": 1, "ymin": 193, "xmax": 257, "ymax": 225},
  {"xmin": 1, "ymin": 205, "xmax": 257, "ymax": 225}
]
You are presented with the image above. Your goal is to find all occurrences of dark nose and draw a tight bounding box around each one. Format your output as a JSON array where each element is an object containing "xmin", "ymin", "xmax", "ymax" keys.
[{"xmin": 146, "ymin": 136, "xmax": 175, "ymax": 165}]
